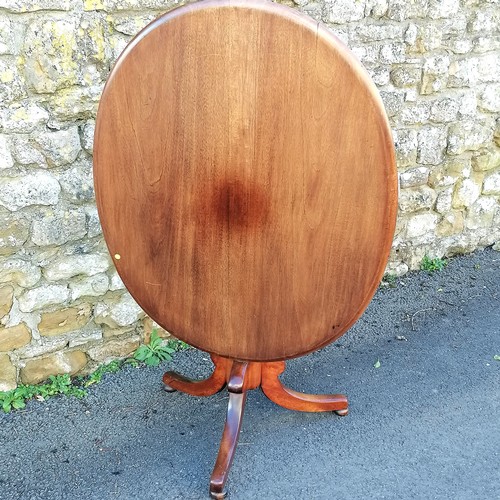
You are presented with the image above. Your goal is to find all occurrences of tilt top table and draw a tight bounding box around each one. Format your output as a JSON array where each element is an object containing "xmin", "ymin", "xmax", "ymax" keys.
[{"xmin": 93, "ymin": 0, "xmax": 398, "ymax": 497}]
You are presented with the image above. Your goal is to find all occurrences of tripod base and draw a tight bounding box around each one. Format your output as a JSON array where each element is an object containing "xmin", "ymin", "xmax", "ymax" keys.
[{"xmin": 163, "ymin": 354, "xmax": 348, "ymax": 498}]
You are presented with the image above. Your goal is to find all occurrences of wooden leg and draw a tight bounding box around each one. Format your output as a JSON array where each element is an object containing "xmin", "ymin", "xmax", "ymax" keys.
[
  {"xmin": 162, "ymin": 354, "xmax": 231, "ymax": 397},
  {"xmin": 261, "ymin": 361, "xmax": 348, "ymax": 414},
  {"xmin": 209, "ymin": 362, "xmax": 248, "ymax": 499}
]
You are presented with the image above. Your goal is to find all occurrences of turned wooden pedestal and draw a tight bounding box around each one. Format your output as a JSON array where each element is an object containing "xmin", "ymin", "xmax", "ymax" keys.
[
  {"xmin": 93, "ymin": 0, "xmax": 398, "ymax": 497},
  {"xmin": 164, "ymin": 355, "xmax": 348, "ymax": 498}
]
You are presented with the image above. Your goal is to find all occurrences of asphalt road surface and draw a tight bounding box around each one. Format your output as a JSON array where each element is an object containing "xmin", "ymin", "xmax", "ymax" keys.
[{"xmin": 1, "ymin": 248, "xmax": 499, "ymax": 500}]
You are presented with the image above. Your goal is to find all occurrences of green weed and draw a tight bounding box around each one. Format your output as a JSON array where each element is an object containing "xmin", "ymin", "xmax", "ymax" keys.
[
  {"xmin": 420, "ymin": 255, "xmax": 447, "ymax": 272},
  {"xmin": 133, "ymin": 330, "xmax": 176, "ymax": 366}
]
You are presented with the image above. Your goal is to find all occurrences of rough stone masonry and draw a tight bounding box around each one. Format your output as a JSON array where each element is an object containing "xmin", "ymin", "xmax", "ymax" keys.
[{"xmin": 0, "ymin": 0, "xmax": 499, "ymax": 389}]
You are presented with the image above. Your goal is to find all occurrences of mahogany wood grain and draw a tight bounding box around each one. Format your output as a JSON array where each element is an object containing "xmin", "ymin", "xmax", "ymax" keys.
[
  {"xmin": 93, "ymin": 0, "xmax": 398, "ymax": 362},
  {"xmin": 162, "ymin": 354, "xmax": 230, "ymax": 396},
  {"xmin": 164, "ymin": 354, "xmax": 349, "ymax": 497},
  {"xmin": 210, "ymin": 364, "xmax": 247, "ymax": 499},
  {"xmin": 261, "ymin": 361, "xmax": 348, "ymax": 413}
]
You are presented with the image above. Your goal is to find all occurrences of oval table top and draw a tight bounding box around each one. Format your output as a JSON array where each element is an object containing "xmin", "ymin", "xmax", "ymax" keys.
[{"xmin": 93, "ymin": 0, "xmax": 398, "ymax": 362}]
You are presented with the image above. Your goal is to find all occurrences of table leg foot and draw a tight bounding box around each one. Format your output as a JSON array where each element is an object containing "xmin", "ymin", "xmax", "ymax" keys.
[
  {"xmin": 162, "ymin": 354, "xmax": 231, "ymax": 396},
  {"xmin": 209, "ymin": 362, "xmax": 248, "ymax": 499},
  {"xmin": 261, "ymin": 361, "xmax": 348, "ymax": 413}
]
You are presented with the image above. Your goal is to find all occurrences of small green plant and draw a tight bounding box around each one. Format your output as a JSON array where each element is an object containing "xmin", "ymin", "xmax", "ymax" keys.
[
  {"xmin": 420, "ymin": 255, "xmax": 447, "ymax": 272},
  {"xmin": 0, "ymin": 374, "xmax": 86, "ymax": 413},
  {"xmin": 134, "ymin": 330, "xmax": 176, "ymax": 366},
  {"xmin": 83, "ymin": 360, "xmax": 122, "ymax": 387},
  {"xmin": 382, "ymin": 273, "xmax": 397, "ymax": 288},
  {"xmin": 1, "ymin": 337, "xmax": 189, "ymax": 413}
]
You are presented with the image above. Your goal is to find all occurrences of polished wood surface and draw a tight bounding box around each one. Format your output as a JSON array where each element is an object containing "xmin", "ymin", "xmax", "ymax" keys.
[
  {"xmin": 163, "ymin": 355, "xmax": 348, "ymax": 498},
  {"xmin": 93, "ymin": 0, "xmax": 398, "ymax": 362}
]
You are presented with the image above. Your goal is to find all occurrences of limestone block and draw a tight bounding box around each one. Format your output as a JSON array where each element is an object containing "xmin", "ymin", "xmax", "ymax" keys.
[
  {"xmin": 458, "ymin": 90, "xmax": 477, "ymax": 118},
  {"xmin": 437, "ymin": 211, "xmax": 464, "ymax": 237},
  {"xmin": 365, "ymin": 0, "xmax": 388, "ymax": 17},
  {"xmin": 68, "ymin": 327, "xmax": 103, "ymax": 348},
  {"xmin": 0, "ymin": 135, "xmax": 14, "ymax": 170},
  {"xmin": 477, "ymin": 53, "xmax": 500, "ymax": 84},
  {"xmin": 81, "ymin": 121, "xmax": 95, "ymax": 154},
  {"xmin": 474, "ymin": 37, "xmax": 500, "ymax": 54},
  {"xmin": 393, "ymin": 129, "xmax": 417, "ymax": 167},
  {"xmin": 31, "ymin": 208, "xmax": 87, "ymax": 246},
  {"xmin": 24, "ymin": 18, "xmax": 79, "ymax": 94},
  {"xmin": 10, "ymin": 135, "xmax": 46, "ymax": 167},
  {"xmin": 47, "ymin": 86, "xmax": 102, "ymax": 123},
  {"xmin": 367, "ymin": 66, "xmax": 390, "ymax": 86},
  {"xmin": 85, "ymin": 206, "xmax": 102, "ymax": 238},
  {"xmin": 384, "ymin": 260, "xmax": 408, "ymax": 277},
  {"xmin": 59, "ymin": 159, "xmax": 94, "ymax": 203},
  {"xmin": 94, "ymin": 293, "xmax": 144, "ymax": 328},
  {"xmin": 0, "ymin": 216, "xmax": 29, "ymax": 256},
  {"xmin": 429, "ymin": 97, "xmax": 459, "ymax": 123},
  {"xmin": 427, "ymin": 0, "xmax": 459, "ymax": 19},
  {"xmin": 1, "ymin": 0, "xmax": 71, "ymax": 12},
  {"xmin": 428, "ymin": 157, "xmax": 471, "ymax": 188},
  {"xmin": 86, "ymin": 337, "xmax": 140, "ymax": 363},
  {"xmin": 33, "ymin": 128, "xmax": 81, "ymax": 167},
  {"xmin": 387, "ymin": 0, "xmax": 428, "ymax": 21},
  {"xmin": 400, "ymin": 102, "xmax": 430, "ymax": 125},
  {"xmin": 0, "ymin": 171, "xmax": 60, "ymax": 211},
  {"xmin": 479, "ymin": 84, "xmax": 500, "ymax": 113},
  {"xmin": 472, "ymin": 148, "xmax": 500, "ymax": 172},
  {"xmin": 406, "ymin": 24, "xmax": 443, "ymax": 54},
  {"xmin": 379, "ymin": 42, "xmax": 407, "ymax": 64},
  {"xmin": 45, "ymin": 254, "xmax": 110, "ymax": 282},
  {"xmin": 390, "ymin": 66, "xmax": 420, "ymax": 88},
  {"xmin": 421, "ymin": 55, "xmax": 449, "ymax": 94},
  {"xmin": 0, "ymin": 323, "xmax": 31, "ymax": 351},
  {"xmin": 435, "ymin": 187, "xmax": 453, "ymax": 214},
  {"xmin": 102, "ymin": 325, "xmax": 135, "ymax": 338},
  {"xmin": 406, "ymin": 213, "xmax": 439, "ymax": 239},
  {"xmin": 0, "ymin": 59, "xmax": 26, "ymax": 105},
  {"xmin": 448, "ymin": 58, "xmax": 478, "ymax": 88},
  {"xmin": 15, "ymin": 338, "xmax": 68, "ymax": 360},
  {"xmin": 445, "ymin": 39, "xmax": 473, "ymax": 55},
  {"xmin": 453, "ymin": 178, "xmax": 481, "ymax": 208},
  {"xmin": 109, "ymin": 270, "xmax": 125, "ymax": 291},
  {"xmin": 379, "ymin": 89, "xmax": 405, "ymax": 117},
  {"xmin": 324, "ymin": 0, "xmax": 366, "ymax": 23},
  {"xmin": 0, "ymin": 354, "xmax": 16, "ymax": 391},
  {"xmin": 0, "ymin": 286, "xmax": 14, "ymax": 319},
  {"xmin": 399, "ymin": 167, "xmax": 429, "ymax": 189},
  {"xmin": 18, "ymin": 284, "xmax": 69, "ymax": 313},
  {"xmin": 38, "ymin": 305, "xmax": 91, "ymax": 337},
  {"xmin": 447, "ymin": 122, "xmax": 493, "ymax": 155},
  {"xmin": 483, "ymin": 172, "xmax": 500, "ymax": 195},
  {"xmin": 442, "ymin": 12, "xmax": 468, "ymax": 35},
  {"xmin": 399, "ymin": 186, "xmax": 437, "ymax": 213},
  {"xmin": 0, "ymin": 19, "xmax": 15, "ymax": 55},
  {"xmin": 20, "ymin": 350, "xmax": 88, "ymax": 385},
  {"xmin": 443, "ymin": 232, "xmax": 480, "ymax": 256},
  {"xmin": 70, "ymin": 273, "xmax": 109, "ymax": 300},
  {"xmin": 465, "ymin": 197, "xmax": 498, "ymax": 230},
  {"xmin": 468, "ymin": 7, "xmax": 500, "ymax": 34},
  {"xmin": 0, "ymin": 258, "xmax": 41, "ymax": 288},
  {"xmin": 417, "ymin": 126, "xmax": 447, "ymax": 165},
  {"xmin": 354, "ymin": 23, "xmax": 403, "ymax": 42},
  {"xmin": 0, "ymin": 102, "xmax": 49, "ymax": 133}
]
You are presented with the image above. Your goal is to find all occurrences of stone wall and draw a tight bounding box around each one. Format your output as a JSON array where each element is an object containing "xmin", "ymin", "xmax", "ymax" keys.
[{"xmin": 0, "ymin": 0, "xmax": 499, "ymax": 389}]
